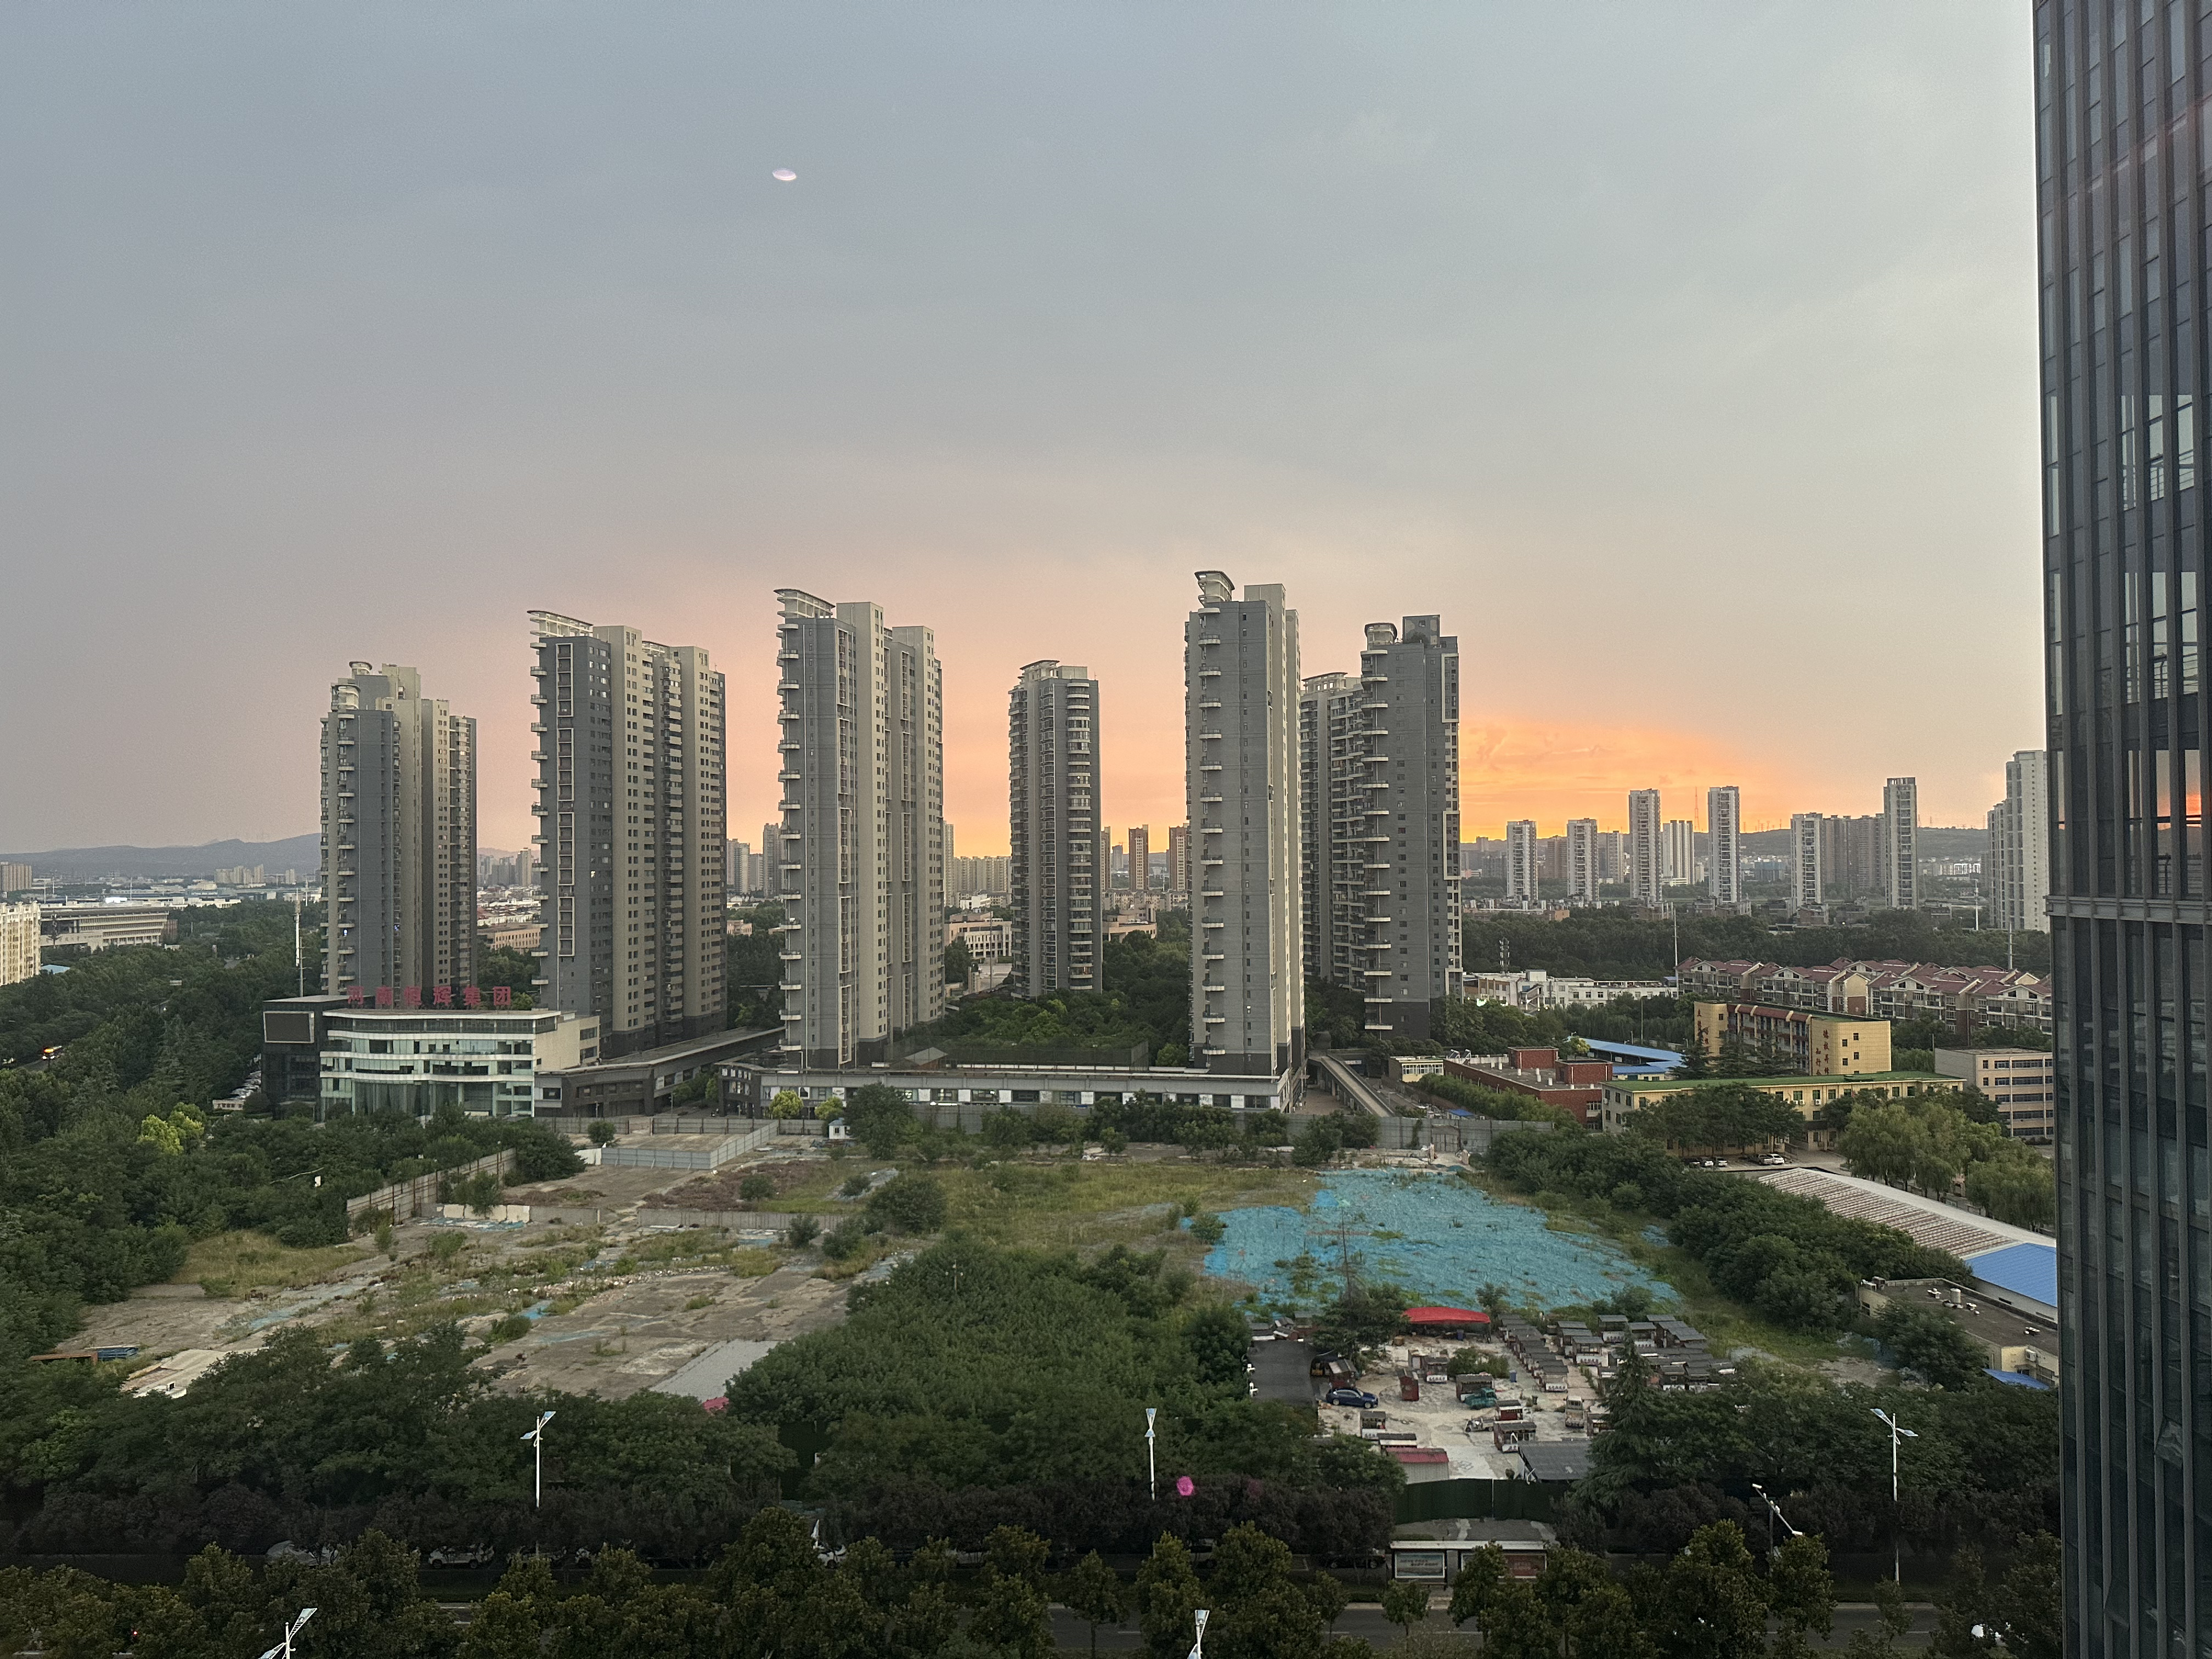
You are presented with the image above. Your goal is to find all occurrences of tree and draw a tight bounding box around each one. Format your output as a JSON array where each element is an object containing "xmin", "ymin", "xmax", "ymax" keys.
[
  {"xmin": 1990, "ymin": 1532, "xmax": 2062, "ymax": 1659},
  {"xmin": 1650, "ymin": 1521, "xmax": 1768, "ymax": 1659},
  {"xmin": 969, "ymin": 1526, "xmax": 1053, "ymax": 1658},
  {"xmin": 739, "ymin": 1172, "xmax": 777, "ymax": 1205},
  {"xmin": 1874, "ymin": 1302, "xmax": 1987, "ymax": 1391},
  {"xmin": 845, "ymin": 1082, "xmax": 919, "ymax": 1157},
  {"xmin": 1183, "ymin": 1303, "xmax": 1252, "ymax": 1389},
  {"xmin": 1839, "ymin": 1102, "xmax": 1926, "ymax": 1187},
  {"xmin": 1313, "ymin": 1282, "xmax": 1410, "ymax": 1358},
  {"xmin": 1927, "ymin": 1544, "xmax": 1996, "ymax": 1658},
  {"xmin": 587, "ymin": 1119, "xmax": 618, "ymax": 1146},
  {"xmin": 1447, "ymin": 1543, "xmax": 1506, "ymax": 1628},
  {"xmin": 866, "ymin": 1173, "xmax": 948, "ymax": 1233},
  {"xmin": 1764, "ymin": 1534, "xmax": 1836, "ymax": 1642},
  {"xmin": 944, "ymin": 938, "xmax": 974, "ymax": 988},
  {"xmin": 1963, "ymin": 1147, "xmax": 2055, "ymax": 1229},
  {"xmin": 769, "ymin": 1088, "xmax": 805, "ymax": 1126},
  {"xmin": 1378, "ymin": 1579, "xmax": 1430, "ymax": 1641},
  {"xmin": 1133, "ymin": 1534, "xmax": 1203, "ymax": 1659},
  {"xmin": 1060, "ymin": 1552, "xmax": 1127, "ymax": 1657}
]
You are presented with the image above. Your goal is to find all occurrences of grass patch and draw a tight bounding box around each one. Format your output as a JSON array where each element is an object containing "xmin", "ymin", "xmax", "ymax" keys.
[
  {"xmin": 929, "ymin": 1160, "xmax": 1317, "ymax": 1252},
  {"xmin": 177, "ymin": 1232, "xmax": 369, "ymax": 1297}
]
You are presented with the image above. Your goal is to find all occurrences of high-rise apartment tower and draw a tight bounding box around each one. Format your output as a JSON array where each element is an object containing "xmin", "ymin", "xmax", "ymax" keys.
[
  {"xmin": 1505, "ymin": 821, "xmax": 1538, "ymax": 901},
  {"xmin": 1628, "ymin": 791, "xmax": 1664, "ymax": 903},
  {"xmin": 775, "ymin": 591, "xmax": 944, "ymax": 1068},
  {"xmin": 1298, "ymin": 672, "xmax": 1363, "ymax": 988},
  {"xmin": 1167, "ymin": 823, "xmax": 1191, "ymax": 902},
  {"xmin": 1566, "ymin": 819, "xmax": 1599, "ymax": 902},
  {"xmin": 1127, "ymin": 824, "xmax": 1150, "ymax": 894},
  {"xmin": 1790, "ymin": 813, "xmax": 1824, "ymax": 909},
  {"xmin": 1707, "ymin": 786, "xmax": 1743, "ymax": 906},
  {"xmin": 1882, "ymin": 777, "xmax": 1919, "ymax": 911},
  {"xmin": 1987, "ymin": 750, "xmax": 2052, "ymax": 935},
  {"xmin": 1009, "ymin": 661, "xmax": 1103, "ymax": 996},
  {"xmin": 1299, "ymin": 618, "xmax": 1461, "ymax": 1039},
  {"xmin": 321, "ymin": 663, "xmax": 476, "ymax": 1000},
  {"xmin": 2035, "ymin": 10, "xmax": 2212, "ymax": 1645},
  {"xmin": 529, "ymin": 613, "xmax": 725, "ymax": 1058},
  {"xmin": 1188, "ymin": 573, "xmax": 1304, "ymax": 1072}
]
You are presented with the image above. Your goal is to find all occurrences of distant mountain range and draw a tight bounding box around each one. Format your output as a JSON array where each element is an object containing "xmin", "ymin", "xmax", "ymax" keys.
[{"xmin": 0, "ymin": 834, "xmax": 321, "ymax": 881}]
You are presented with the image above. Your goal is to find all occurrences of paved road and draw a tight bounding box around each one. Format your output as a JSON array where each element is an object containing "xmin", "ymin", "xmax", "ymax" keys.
[{"xmin": 1049, "ymin": 1602, "xmax": 1936, "ymax": 1649}]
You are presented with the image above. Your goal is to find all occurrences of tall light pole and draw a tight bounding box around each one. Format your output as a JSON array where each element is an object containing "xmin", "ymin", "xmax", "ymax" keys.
[
  {"xmin": 523, "ymin": 1410, "xmax": 556, "ymax": 1510},
  {"xmin": 1187, "ymin": 1608, "xmax": 1209, "ymax": 1659},
  {"xmin": 1144, "ymin": 1407, "xmax": 1158, "ymax": 1502},
  {"xmin": 1871, "ymin": 1408, "xmax": 1917, "ymax": 1582},
  {"xmin": 256, "ymin": 1606, "xmax": 318, "ymax": 1659}
]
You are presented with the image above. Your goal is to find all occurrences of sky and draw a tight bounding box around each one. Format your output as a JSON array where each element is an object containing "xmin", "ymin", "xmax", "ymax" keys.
[{"xmin": 0, "ymin": 4, "xmax": 2042, "ymax": 859}]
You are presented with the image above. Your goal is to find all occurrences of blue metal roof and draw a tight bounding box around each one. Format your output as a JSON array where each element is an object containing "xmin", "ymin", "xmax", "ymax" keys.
[
  {"xmin": 1580, "ymin": 1039, "xmax": 1685, "ymax": 1064},
  {"xmin": 1963, "ymin": 1240, "xmax": 2058, "ymax": 1309},
  {"xmin": 1983, "ymin": 1368, "xmax": 2055, "ymax": 1390}
]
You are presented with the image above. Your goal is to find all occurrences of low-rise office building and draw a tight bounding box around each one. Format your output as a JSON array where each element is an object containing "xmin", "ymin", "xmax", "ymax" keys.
[
  {"xmin": 318, "ymin": 1007, "xmax": 594, "ymax": 1119},
  {"xmin": 721, "ymin": 1056, "xmax": 1300, "ymax": 1119},
  {"xmin": 1447, "ymin": 1048, "xmax": 1612, "ymax": 1127},
  {"xmin": 1598, "ymin": 1070, "xmax": 1951, "ymax": 1146},
  {"xmin": 1692, "ymin": 1002, "xmax": 1891, "ymax": 1074},
  {"xmin": 536, "ymin": 1026, "xmax": 778, "ymax": 1118},
  {"xmin": 40, "ymin": 904, "xmax": 176, "ymax": 952},
  {"xmin": 1932, "ymin": 1047, "xmax": 2057, "ymax": 1141},
  {"xmin": 1856, "ymin": 1277, "xmax": 2058, "ymax": 1388}
]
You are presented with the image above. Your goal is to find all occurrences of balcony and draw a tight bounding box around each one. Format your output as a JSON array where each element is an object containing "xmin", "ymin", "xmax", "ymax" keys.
[{"xmin": 1201, "ymin": 983, "xmax": 1227, "ymax": 992}]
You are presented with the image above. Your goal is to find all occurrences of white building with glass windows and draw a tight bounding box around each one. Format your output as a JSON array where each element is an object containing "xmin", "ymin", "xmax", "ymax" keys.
[{"xmin": 318, "ymin": 1007, "xmax": 594, "ymax": 1119}]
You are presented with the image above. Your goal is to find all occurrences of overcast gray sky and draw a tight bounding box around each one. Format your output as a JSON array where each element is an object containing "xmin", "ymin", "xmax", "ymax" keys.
[{"xmin": 0, "ymin": 4, "xmax": 2038, "ymax": 856}]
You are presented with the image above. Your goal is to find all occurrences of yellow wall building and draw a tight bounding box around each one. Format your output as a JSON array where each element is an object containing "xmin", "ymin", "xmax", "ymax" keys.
[
  {"xmin": 1693, "ymin": 1001, "xmax": 1891, "ymax": 1075},
  {"xmin": 1599, "ymin": 1070, "xmax": 1949, "ymax": 1148}
]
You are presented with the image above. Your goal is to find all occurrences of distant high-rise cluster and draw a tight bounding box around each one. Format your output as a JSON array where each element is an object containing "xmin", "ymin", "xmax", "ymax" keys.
[{"xmin": 320, "ymin": 663, "xmax": 476, "ymax": 1000}]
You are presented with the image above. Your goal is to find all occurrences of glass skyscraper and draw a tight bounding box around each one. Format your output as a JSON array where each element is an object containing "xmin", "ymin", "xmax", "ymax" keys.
[{"xmin": 2037, "ymin": 4, "xmax": 2212, "ymax": 1651}]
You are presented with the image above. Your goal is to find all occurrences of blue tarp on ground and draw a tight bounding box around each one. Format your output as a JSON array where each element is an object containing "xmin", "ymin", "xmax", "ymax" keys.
[
  {"xmin": 1963, "ymin": 1240, "xmax": 2059, "ymax": 1309},
  {"xmin": 1204, "ymin": 1169, "xmax": 1670, "ymax": 1310}
]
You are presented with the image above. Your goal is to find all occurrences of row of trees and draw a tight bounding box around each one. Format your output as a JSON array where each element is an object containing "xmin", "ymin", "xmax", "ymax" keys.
[
  {"xmin": 1837, "ymin": 1093, "xmax": 2056, "ymax": 1227},
  {"xmin": 1484, "ymin": 1130, "xmax": 1963, "ymax": 1334},
  {"xmin": 2, "ymin": 1323, "xmax": 790, "ymax": 1558}
]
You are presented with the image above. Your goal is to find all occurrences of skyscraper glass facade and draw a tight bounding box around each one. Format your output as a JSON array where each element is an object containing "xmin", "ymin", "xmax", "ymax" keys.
[{"xmin": 2037, "ymin": 4, "xmax": 2212, "ymax": 1650}]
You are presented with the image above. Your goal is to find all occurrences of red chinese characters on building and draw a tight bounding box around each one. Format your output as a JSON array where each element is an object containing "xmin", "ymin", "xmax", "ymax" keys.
[{"xmin": 492, "ymin": 986, "xmax": 512, "ymax": 1009}]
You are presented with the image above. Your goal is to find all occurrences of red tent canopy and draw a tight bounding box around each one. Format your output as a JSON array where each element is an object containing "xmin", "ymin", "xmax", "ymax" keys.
[{"xmin": 1404, "ymin": 1306, "xmax": 1491, "ymax": 1327}]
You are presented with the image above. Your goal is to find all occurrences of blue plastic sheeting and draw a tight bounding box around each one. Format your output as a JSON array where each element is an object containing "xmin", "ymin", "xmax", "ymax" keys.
[
  {"xmin": 1983, "ymin": 1368, "xmax": 2055, "ymax": 1390},
  {"xmin": 1964, "ymin": 1241, "xmax": 2059, "ymax": 1309},
  {"xmin": 1204, "ymin": 1169, "xmax": 1671, "ymax": 1310}
]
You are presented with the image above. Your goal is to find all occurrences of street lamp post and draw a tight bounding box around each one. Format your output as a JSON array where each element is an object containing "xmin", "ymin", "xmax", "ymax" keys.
[
  {"xmin": 522, "ymin": 1410, "xmax": 556, "ymax": 1511},
  {"xmin": 1870, "ymin": 1408, "xmax": 1918, "ymax": 1582},
  {"xmin": 256, "ymin": 1606, "xmax": 318, "ymax": 1659},
  {"xmin": 1748, "ymin": 1481, "xmax": 1801, "ymax": 1557},
  {"xmin": 1187, "ymin": 1608, "xmax": 1209, "ymax": 1659},
  {"xmin": 1145, "ymin": 1408, "xmax": 1158, "ymax": 1502}
]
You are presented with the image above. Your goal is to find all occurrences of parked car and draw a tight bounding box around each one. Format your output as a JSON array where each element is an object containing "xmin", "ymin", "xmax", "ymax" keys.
[
  {"xmin": 1323, "ymin": 1387, "xmax": 1380, "ymax": 1409},
  {"xmin": 1758, "ymin": 1153, "xmax": 1788, "ymax": 1167}
]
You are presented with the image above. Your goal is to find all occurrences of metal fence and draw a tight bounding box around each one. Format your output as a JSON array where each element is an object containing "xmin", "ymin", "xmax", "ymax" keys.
[
  {"xmin": 345, "ymin": 1149, "xmax": 515, "ymax": 1223},
  {"xmin": 1393, "ymin": 1478, "xmax": 1557, "ymax": 1525}
]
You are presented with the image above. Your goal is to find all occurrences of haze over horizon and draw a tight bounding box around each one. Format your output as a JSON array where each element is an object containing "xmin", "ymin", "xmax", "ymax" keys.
[{"xmin": 0, "ymin": 5, "xmax": 2040, "ymax": 859}]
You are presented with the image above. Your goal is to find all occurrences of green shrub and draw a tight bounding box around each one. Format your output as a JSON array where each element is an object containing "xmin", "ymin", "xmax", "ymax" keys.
[
  {"xmin": 867, "ymin": 1173, "xmax": 949, "ymax": 1234},
  {"xmin": 787, "ymin": 1215, "xmax": 822, "ymax": 1248},
  {"xmin": 821, "ymin": 1217, "xmax": 871, "ymax": 1263}
]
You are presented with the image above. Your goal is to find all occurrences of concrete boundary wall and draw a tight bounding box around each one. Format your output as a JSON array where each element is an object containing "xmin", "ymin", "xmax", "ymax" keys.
[{"xmin": 636, "ymin": 1208, "xmax": 799, "ymax": 1232}]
